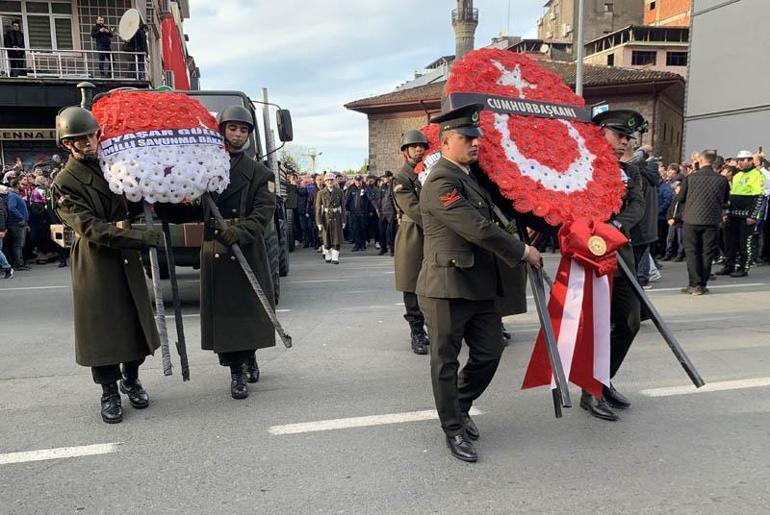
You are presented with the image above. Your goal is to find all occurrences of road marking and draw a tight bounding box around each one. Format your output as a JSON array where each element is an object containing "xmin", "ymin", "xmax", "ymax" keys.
[
  {"xmin": 641, "ymin": 377, "xmax": 770, "ymax": 397},
  {"xmin": 0, "ymin": 443, "xmax": 120, "ymax": 466},
  {"xmin": 286, "ymin": 279, "xmax": 351, "ymax": 284},
  {"xmin": 268, "ymin": 407, "xmax": 483, "ymax": 435},
  {"xmin": 0, "ymin": 285, "xmax": 70, "ymax": 292}
]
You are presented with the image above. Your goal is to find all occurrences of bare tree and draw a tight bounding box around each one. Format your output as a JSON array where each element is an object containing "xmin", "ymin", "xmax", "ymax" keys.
[{"xmin": 279, "ymin": 144, "xmax": 311, "ymax": 174}]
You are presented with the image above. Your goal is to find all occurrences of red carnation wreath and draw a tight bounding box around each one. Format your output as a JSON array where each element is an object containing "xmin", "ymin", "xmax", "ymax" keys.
[{"xmin": 422, "ymin": 48, "xmax": 625, "ymax": 226}]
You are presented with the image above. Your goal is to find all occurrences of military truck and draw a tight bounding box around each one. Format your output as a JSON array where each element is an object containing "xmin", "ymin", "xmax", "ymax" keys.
[{"xmin": 148, "ymin": 89, "xmax": 293, "ymax": 303}]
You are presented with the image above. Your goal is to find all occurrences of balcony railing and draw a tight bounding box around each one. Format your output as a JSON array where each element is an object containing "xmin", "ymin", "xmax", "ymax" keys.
[
  {"xmin": 0, "ymin": 47, "xmax": 149, "ymax": 81},
  {"xmin": 451, "ymin": 7, "xmax": 479, "ymax": 24}
]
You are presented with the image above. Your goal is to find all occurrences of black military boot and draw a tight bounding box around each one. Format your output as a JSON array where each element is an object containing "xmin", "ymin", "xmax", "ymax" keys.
[
  {"xmin": 244, "ymin": 354, "xmax": 260, "ymax": 383},
  {"xmin": 100, "ymin": 383, "xmax": 123, "ymax": 424},
  {"xmin": 230, "ymin": 367, "xmax": 249, "ymax": 400},
  {"xmin": 602, "ymin": 383, "xmax": 630, "ymax": 409},
  {"xmin": 120, "ymin": 363, "xmax": 149, "ymax": 409},
  {"xmin": 409, "ymin": 323, "xmax": 429, "ymax": 355}
]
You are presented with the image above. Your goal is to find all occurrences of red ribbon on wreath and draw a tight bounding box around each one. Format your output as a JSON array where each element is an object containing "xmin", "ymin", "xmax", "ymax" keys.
[{"xmin": 521, "ymin": 220, "xmax": 628, "ymax": 397}]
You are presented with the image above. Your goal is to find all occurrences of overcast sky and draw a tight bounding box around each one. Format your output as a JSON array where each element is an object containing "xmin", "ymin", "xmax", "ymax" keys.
[{"xmin": 185, "ymin": 1, "xmax": 545, "ymax": 171}]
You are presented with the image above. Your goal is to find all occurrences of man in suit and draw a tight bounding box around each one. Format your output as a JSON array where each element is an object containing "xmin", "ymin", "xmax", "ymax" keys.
[{"xmin": 417, "ymin": 104, "xmax": 541, "ymax": 462}]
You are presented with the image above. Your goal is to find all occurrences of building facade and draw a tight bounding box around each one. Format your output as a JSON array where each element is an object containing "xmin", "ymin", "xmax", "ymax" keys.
[
  {"xmin": 644, "ymin": 0, "xmax": 691, "ymax": 27},
  {"xmin": 0, "ymin": 0, "xmax": 196, "ymax": 168},
  {"xmin": 584, "ymin": 25, "xmax": 689, "ymax": 77},
  {"xmin": 537, "ymin": 0, "xmax": 644, "ymax": 49},
  {"xmin": 346, "ymin": 61, "xmax": 686, "ymax": 172}
]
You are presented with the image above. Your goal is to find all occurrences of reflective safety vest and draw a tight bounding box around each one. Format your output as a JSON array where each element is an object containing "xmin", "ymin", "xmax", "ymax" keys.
[{"xmin": 731, "ymin": 167, "xmax": 766, "ymax": 196}]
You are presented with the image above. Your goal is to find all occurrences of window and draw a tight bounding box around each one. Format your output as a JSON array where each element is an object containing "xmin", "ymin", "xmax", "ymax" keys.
[
  {"xmin": 604, "ymin": 3, "xmax": 613, "ymax": 12},
  {"xmin": 606, "ymin": 54, "xmax": 614, "ymax": 66},
  {"xmin": 631, "ymin": 50, "xmax": 657, "ymax": 66},
  {"xmin": 666, "ymin": 51, "xmax": 688, "ymax": 66},
  {"xmin": 77, "ymin": 0, "xmax": 132, "ymax": 52},
  {"xmin": 650, "ymin": 1, "xmax": 656, "ymax": 10},
  {"xmin": 0, "ymin": 1, "xmax": 73, "ymax": 50},
  {"xmin": 663, "ymin": 123, "xmax": 667, "ymax": 143}
]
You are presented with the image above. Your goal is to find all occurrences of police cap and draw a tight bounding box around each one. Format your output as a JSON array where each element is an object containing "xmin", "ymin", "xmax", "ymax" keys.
[
  {"xmin": 430, "ymin": 103, "xmax": 484, "ymax": 138},
  {"xmin": 592, "ymin": 109, "xmax": 646, "ymax": 138}
]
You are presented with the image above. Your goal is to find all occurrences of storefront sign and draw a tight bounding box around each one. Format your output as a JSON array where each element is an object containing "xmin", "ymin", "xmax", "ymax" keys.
[{"xmin": 0, "ymin": 129, "xmax": 57, "ymax": 141}]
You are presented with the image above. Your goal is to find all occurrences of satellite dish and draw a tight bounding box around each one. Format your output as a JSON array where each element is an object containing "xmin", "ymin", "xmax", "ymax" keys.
[
  {"xmin": 119, "ymin": 9, "xmax": 141, "ymax": 41},
  {"xmin": 540, "ymin": 43, "xmax": 551, "ymax": 53}
]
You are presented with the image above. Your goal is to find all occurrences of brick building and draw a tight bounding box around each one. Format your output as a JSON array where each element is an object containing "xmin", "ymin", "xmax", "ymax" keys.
[
  {"xmin": 644, "ymin": 0, "xmax": 691, "ymax": 27},
  {"xmin": 345, "ymin": 61, "xmax": 686, "ymax": 173},
  {"xmin": 537, "ymin": 0, "xmax": 644, "ymax": 49}
]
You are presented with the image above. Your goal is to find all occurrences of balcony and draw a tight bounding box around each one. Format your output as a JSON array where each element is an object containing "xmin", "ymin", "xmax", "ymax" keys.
[
  {"xmin": 451, "ymin": 7, "xmax": 479, "ymax": 24},
  {"xmin": 0, "ymin": 47, "xmax": 149, "ymax": 82}
]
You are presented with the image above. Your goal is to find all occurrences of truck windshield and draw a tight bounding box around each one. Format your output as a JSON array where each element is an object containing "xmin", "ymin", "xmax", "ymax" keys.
[{"xmin": 187, "ymin": 93, "xmax": 259, "ymax": 159}]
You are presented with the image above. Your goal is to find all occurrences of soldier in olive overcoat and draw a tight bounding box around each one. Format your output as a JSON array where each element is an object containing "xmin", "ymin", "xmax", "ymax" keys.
[
  {"xmin": 53, "ymin": 106, "xmax": 161, "ymax": 424},
  {"xmin": 393, "ymin": 129, "xmax": 431, "ymax": 354},
  {"xmin": 315, "ymin": 172, "xmax": 345, "ymax": 264}
]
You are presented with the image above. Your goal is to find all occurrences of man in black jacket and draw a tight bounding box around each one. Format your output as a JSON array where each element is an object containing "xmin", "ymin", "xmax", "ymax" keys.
[
  {"xmin": 4, "ymin": 20, "xmax": 25, "ymax": 77},
  {"xmin": 678, "ymin": 151, "xmax": 730, "ymax": 294},
  {"xmin": 0, "ymin": 186, "xmax": 12, "ymax": 278},
  {"xmin": 90, "ymin": 16, "xmax": 113, "ymax": 77},
  {"xmin": 378, "ymin": 171, "xmax": 397, "ymax": 255},
  {"xmin": 344, "ymin": 175, "xmax": 372, "ymax": 251}
]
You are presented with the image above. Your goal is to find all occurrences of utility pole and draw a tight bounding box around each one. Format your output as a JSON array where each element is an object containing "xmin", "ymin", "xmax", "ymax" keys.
[{"xmin": 575, "ymin": 0, "xmax": 585, "ymax": 96}]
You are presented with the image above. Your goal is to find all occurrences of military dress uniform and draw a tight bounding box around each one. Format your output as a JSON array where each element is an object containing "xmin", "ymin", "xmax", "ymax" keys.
[
  {"xmin": 53, "ymin": 107, "xmax": 160, "ymax": 424},
  {"xmin": 393, "ymin": 159, "xmax": 430, "ymax": 354},
  {"xmin": 416, "ymin": 104, "xmax": 528, "ymax": 462},
  {"xmin": 315, "ymin": 184, "xmax": 345, "ymax": 264},
  {"xmin": 586, "ymin": 109, "xmax": 647, "ymax": 420}
]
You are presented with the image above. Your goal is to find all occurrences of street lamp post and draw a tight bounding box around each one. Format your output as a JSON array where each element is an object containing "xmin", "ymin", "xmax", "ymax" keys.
[{"xmin": 304, "ymin": 149, "xmax": 323, "ymax": 174}]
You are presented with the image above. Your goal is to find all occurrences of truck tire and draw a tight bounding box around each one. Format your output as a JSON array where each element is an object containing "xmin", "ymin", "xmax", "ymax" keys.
[
  {"xmin": 278, "ymin": 218, "xmax": 290, "ymax": 277},
  {"xmin": 265, "ymin": 229, "xmax": 281, "ymax": 306},
  {"xmin": 286, "ymin": 208, "xmax": 296, "ymax": 252}
]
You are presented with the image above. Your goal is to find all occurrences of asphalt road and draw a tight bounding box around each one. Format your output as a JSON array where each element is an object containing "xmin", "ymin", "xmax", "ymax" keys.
[{"xmin": 1, "ymin": 245, "xmax": 769, "ymax": 514}]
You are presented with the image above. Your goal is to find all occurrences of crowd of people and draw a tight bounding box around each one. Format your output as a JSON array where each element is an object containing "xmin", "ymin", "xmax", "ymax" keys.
[
  {"xmin": 0, "ymin": 160, "xmax": 68, "ymax": 278},
  {"xmin": 621, "ymin": 146, "xmax": 769, "ymax": 295},
  {"xmin": 285, "ymin": 170, "xmax": 401, "ymax": 258}
]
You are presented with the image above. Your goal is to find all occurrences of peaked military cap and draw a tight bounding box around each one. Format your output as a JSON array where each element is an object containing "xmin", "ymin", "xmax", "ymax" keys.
[
  {"xmin": 592, "ymin": 109, "xmax": 646, "ymax": 138},
  {"xmin": 430, "ymin": 103, "xmax": 484, "ymax": 138}
]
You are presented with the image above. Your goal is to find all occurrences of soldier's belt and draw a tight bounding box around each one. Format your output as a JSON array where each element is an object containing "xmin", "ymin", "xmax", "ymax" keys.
[{"xmin": 205, "ymin": 217, "xmax": 240, "ymax": 229}]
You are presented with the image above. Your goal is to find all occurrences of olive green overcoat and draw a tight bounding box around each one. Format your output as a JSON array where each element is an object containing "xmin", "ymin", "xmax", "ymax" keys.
[
  {"xmin": 200, "ymin": 153, "xmax": 277, "ymax": 353},
  {"xmin": 315, "ymin": 187, "xmax": 345, "ymax": 247},
  {"xmin": 53, "ymin": 157, "xmax": 160, "ymax": 367},
  {"xmin": 392, "ymin": 161, "xmax": 423, "ymax": 292}
]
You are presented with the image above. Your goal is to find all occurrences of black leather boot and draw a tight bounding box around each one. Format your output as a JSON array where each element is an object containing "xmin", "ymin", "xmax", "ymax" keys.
[
  {"xmin": 119, "ymin": 379, "xmax": 150, "ymax": 409},
  {"xmin": 230, "ymin": 368, "xmax": 248, "ymax": 399},
  {"xmin": 244, "ymin": 354, "xmax": 260, "ymax": 383},
  {"xmin": 100, "ymin": 383, "xmax": 123, "ymax": 424},
  {"xmin": 602, "ymin": 383, "xmax": 630, "ymax": 409},
  {"xmin": 409, "ymin": 323, "xmax": 429, "ymax": 355}
]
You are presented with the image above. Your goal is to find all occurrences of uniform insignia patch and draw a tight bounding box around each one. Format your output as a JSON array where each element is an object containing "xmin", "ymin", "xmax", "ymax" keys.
[
  {"xmin": 267, "ymin": 181, "xmax": 275, "ymax": 193},
  {"xmin": 440, "ymin": 188, "xmax": 461, "ymax": 208}
]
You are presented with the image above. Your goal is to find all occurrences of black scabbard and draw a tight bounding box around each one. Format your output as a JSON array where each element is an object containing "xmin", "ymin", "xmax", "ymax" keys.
[{"xmin": 162, "ymin": 220, "xmax": 190, "ymax": 381}]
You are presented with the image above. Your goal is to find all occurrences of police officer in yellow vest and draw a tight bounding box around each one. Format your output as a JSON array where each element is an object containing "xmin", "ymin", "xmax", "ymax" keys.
[
  {"xmin": 716, "ymin": 150, "xmax": 767, "ymax": 277},
  {"xmin": 417, "ymin": 104, "xmax": 541, "ymax": 462}
]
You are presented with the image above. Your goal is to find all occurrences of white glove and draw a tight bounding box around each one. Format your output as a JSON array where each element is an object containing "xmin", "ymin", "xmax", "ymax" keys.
[{"xmin": 317, "ymin": 225, "xmax": 322, "ymax": 231}]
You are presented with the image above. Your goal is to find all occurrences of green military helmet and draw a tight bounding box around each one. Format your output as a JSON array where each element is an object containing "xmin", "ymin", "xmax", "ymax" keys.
[
  {"xmin": 400, "ymin": 129, "xmax": 429, "ymax": 151},
  {"xmin": 217, "ymin": 105, "xmax": 254, "ymax": 133},
  {"xmin": 55, "ymin": 106, "xmax": 100, "ymax": 148}
]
